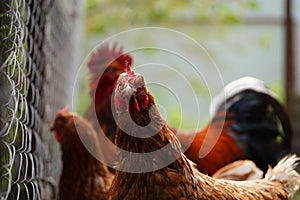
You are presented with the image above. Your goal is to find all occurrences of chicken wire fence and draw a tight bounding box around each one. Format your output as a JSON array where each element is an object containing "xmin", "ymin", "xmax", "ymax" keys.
[{"xmin": 0, "ymin": 0, "xmax": 81, "ymax": 199}]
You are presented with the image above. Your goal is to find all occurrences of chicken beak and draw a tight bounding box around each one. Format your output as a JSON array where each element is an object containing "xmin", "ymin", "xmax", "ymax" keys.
[{"xmin": 122, "ymin": 83, "xmax": 136, "ymax": 97}]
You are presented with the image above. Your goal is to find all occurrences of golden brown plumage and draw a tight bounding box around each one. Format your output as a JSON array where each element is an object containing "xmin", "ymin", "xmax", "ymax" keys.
[
  {"xmin": 212, "ymin": 160, "xmax": 263, "ymax": 181},
  {"xmin": 51, "ymin": 109, "xmax": 113, "ymax": 200},
  {"xmin": 174, "ymin": 114, "xmax": 247, "ymax": 176},
  {"xmin": 110, "ymin": 70, "xmax": 300, "ymax": 200}
]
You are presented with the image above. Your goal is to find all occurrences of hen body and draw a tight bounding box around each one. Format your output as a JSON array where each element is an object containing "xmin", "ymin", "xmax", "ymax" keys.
[
  {"xmin": 175, "ymin": 77, "xmax": 292, "ymax": 175},
  {"xmin": 51, "ymin": 110, "xmax": 113, "ymax": 200},
  {"xmin": 110, "ymin": 71, "xmax": 300, "ymax": 200}
]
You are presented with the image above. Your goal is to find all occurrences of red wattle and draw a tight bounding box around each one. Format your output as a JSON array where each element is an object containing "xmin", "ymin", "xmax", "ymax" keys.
[
  {"xmin": 133, "ymin": 97, "xmax": 140, "ymax": 112},
  {"xmin": 142, "ymin": 95, "xmax": 149, "ymax": 109},
  {"xmin": 55, "ymin": 132, "xmax": 61, "ymax": 142}
]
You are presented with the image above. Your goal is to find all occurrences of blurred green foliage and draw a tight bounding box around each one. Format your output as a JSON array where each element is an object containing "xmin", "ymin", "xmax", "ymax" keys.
[
  {"xmin": 269, "ymin": 80, "xmax": 285, "ymax": 103},
  {"xmin": 84, "ymin": 0, "xmax": 259, "ymax": 35},
  {"xmin": 76, "ymin": 75, "xmax": 91, "ymax": 116},
  {"xmin": 258, "ymin": 32, "xmax": 273, "ymax": 49}
]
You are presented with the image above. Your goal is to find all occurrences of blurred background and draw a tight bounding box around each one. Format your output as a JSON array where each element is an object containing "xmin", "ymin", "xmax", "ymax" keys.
[
  {"xmin": 76, "ymin": 0, "xmax": 300, "ymax": 151},
  {"xmin": 0, "ymin": 0, "xmax": 299, "ymax": 199}
]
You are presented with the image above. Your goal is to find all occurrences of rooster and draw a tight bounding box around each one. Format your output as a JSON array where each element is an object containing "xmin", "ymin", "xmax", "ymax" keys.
[
  {"xmin": 110, "ymin": 68, "xmax": 300, "ymax": 200},
  {"xmin": 175, "ymin": 76, "xmax": 292, "ymax": 176},
  {"xmin": 84, "ymin": 43, "xmax": 132, "ymax": 168},
  {"xmin": 51, "ymin": 108, "xmax": 113, "ymax": 200}
]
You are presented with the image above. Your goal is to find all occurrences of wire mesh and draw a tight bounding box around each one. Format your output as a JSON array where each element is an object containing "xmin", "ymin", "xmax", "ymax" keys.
[{"xmin": 0, "ymin": 0, "xmax": 81, "ymax": 199}]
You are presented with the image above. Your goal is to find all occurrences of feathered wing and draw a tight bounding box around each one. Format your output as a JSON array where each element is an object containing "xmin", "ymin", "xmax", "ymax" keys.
[
  {"xmin": 179, "ymin": 114, "xmax": 246, "ymax": 176},
  {"xmin": 212, "ymin": 160, "xmax": 263, "ymax": 181},
  {"xmin": 210, "ymin": 76, "xmax": 292, "ymax": 158}
]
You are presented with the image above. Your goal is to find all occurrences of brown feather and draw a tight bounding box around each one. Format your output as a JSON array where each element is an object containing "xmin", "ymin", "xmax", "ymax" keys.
[
  {"xmin": 176, "ymin": 114, "xmax": 246, "ymax": 176},
  {"xmin": 212, "ymin": 160, "xmax": 263, "ymax": 181}
]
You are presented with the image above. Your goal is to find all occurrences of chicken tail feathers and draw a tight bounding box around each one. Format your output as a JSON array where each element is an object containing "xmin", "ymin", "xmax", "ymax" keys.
[
  {"xmin": 265, "ymin": 154, "xmax": 300, "ymax": 198},
  {"xmin": 210, "ymin": 76, "xmax": 292, "ymax": 172}
]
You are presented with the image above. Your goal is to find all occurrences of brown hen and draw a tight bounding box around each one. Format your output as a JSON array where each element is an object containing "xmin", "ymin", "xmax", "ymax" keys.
[
  {"xmin": 110, "ymin": 69, "xmax": 300, "ymax": 200},
  {"xmin": 51, "ymin": 108, "xmax": 113, "ymax": 200}
]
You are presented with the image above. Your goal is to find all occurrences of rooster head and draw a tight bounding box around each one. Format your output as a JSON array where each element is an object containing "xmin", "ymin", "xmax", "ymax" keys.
[{"xmin": 88, "ymin": 42, "xmax": 133, "ymax": 104}]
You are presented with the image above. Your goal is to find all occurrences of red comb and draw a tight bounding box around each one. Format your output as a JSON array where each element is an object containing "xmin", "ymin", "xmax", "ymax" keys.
[
  {"xmin": 87, "ymin": 42, "xmax": 132, "ymax": 72},
  {"xmin": 118, "ymin": 54, "xmax": 133, "ymax": 69},
  {"xmin": 57, "ymin": 106, "xmax": 69, "ymax": 115}
]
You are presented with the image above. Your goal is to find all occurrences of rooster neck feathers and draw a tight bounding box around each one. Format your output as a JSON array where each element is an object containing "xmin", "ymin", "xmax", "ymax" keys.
[{"xmin": 88, "ymin": 43, "xmax": 132, "ymax": 105}]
